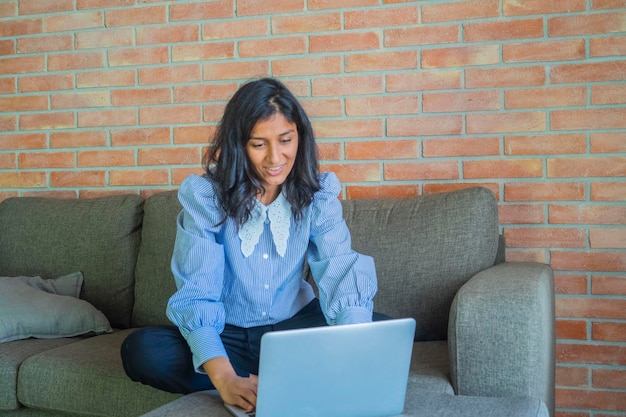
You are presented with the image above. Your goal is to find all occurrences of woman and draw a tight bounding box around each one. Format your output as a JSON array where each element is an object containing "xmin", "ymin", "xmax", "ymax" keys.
[{"xmin": 121, "ymin": 78, "xmax": 378, "ymax": 413}]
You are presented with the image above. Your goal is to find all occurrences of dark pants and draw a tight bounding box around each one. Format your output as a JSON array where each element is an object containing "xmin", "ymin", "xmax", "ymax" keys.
[{"xmin": 122, "ymin": 299, "xmax": 378, "ymax": 394}]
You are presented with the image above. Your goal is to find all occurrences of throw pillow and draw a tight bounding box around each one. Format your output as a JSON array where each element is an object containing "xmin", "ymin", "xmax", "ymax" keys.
[{"xmin": 0, "ymin": 272, "xmax": 113, "ymax": 343}]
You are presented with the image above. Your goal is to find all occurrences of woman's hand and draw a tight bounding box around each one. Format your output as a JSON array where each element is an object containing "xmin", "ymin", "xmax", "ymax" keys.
[{"xmin": 203, "ymin": 357, "xmax": 258, "ymax": 412}]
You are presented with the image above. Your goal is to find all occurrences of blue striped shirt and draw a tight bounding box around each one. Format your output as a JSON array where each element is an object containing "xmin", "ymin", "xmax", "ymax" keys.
[{"xmin": 166, "ymin": 172, "xmax": 378, "ymax": 372}]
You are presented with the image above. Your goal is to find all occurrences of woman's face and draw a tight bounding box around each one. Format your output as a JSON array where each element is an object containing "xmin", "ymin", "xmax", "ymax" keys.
[{"xmin": 246, "ymin": 112, "xmax": 299, "ymax": 205}]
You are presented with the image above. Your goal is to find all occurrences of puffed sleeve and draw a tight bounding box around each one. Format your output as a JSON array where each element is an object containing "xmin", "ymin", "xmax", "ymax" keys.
[
  {"xmin": 166, "ymin": 174, "xmax": 228, "ymax": 372},
  {"xmin": 307, "ymin": 172, "xmax": 378, "ymax": 325}
]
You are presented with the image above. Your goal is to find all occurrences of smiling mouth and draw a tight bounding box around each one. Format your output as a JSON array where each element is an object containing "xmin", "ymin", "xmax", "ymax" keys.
[{"xmin": 266, "ymin": 166, "xmax": 284, "ymax": 175}]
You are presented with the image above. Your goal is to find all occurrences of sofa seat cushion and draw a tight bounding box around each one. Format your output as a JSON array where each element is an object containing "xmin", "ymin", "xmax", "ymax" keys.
[
  {"xmin": 0, "ymin": 337, "xmax": 79, "ymax": 410},
  {"xmin": 17, "ymin": 329, "xmax": 180, "ymax": 417},
  {"xmin": 0, "ymin": 195, "xmax": 144, "ymax": 329},
  {"xmin": 409, "ymin": 341, "xmax": 454, "ymax": 394}
]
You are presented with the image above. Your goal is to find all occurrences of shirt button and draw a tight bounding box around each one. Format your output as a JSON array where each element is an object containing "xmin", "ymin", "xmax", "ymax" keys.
[
  {"xmin": 261, "ymin": 311, "xmax": 267, "ymax": 317},
  {"xmin": 264, "ymin": 284, "xmax": 270, "ymax": 289},
  {"xmin": 263, "ymin": 253, "xmax": 269, "ymax": 259}
]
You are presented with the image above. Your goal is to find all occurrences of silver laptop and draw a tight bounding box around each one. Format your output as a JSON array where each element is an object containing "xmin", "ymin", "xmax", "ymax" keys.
[{"xmin": 224, "ymin": 318, "xmax": 416, "ymax": 417}]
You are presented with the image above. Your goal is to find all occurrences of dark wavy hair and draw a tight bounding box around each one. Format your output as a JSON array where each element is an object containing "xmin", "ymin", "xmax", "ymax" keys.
[{"xmin": 205, "ymin": 78, "xmax": 321, "ymax": 227}]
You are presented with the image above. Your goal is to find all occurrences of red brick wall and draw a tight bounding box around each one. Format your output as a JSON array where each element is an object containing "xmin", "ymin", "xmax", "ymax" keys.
[{"xmin": 1, "ymin": 1, "xmax": 625, "ymax": 415}]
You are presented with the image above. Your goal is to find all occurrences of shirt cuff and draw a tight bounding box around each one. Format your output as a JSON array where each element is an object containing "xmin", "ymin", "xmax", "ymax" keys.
[
  {"xmin": 335, "ymin": 306, "xmax": 373, "ymax": 325},
  {"xmin": 185, "ymin": 325, "xmax": 228, "ymax": 373}
]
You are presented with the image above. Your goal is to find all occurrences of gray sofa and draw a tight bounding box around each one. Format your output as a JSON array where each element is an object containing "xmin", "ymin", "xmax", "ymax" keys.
[{"xmin": 0, "ymin": 186, "xmax": 554, "ymax": 417}]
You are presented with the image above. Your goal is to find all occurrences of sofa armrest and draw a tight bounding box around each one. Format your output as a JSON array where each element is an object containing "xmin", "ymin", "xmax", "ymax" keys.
[{"xmin": 448, "ymin": 262, "xmax": 555, "ymax": 416}]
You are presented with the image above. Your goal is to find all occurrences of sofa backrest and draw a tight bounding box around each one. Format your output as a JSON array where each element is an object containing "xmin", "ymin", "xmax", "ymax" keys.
[
  {"xmin": 0, "ymin": 195, "xmax": 144, "ymax": 329},
  {"xmin": 340, "ymin": 186, "xmax": 500, "ymax": 340}
]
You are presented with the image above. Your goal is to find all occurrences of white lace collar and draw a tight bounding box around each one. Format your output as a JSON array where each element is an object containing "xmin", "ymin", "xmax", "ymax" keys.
[{"xmin": 238, "ymin": 192, "xmax": 291, "ymax": 258}]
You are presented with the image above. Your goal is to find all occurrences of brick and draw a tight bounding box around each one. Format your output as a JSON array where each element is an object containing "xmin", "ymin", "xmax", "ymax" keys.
[
  {"xmin": 556, "ymin": 319, "xmax": 587, "ymax": 340},
  {"xmin": 301, "ymin": 98, "xmax": 343, "ymax": 118},
  {"xmin": 111, "ymin": 127, "xmax": 171, "ymax": 147},
  {"xmin": 137, "ymin": 25, "xmax": 199, "ymax": 45},
  {"xmin": 424, "ymin": 183, "xmax": 500, "ymax": 198},
  {"xmin": 19, "ymin": 74, "xmax": 74, "ymax": 93},
  {"xmin": 590, "ymin": 35, "xmax": 626, "ymax": 57},
  {"xmin": 20, "ymin": 0, "xmax": 73, "ymax": 14},
  {"xmin": 548, "ymin": 157, "xmax": 626, "ymax": 178},
  {"xmin": 0, "ymin": 95, "xmax": 47, "ymax": 112},
  {"xmin": 504, "ymin": 39, "xmax": 586, "ymax": 63},
  {"xmin": 505, "ymin": 86, "xmax": 586, "ymax": 109},
  {"xmin": 466, "ymin": 66, "xmax": 546, "ymax": 88},
  {"xmin": 556, "ymin": 365, "xmax": 589, "ymax": 387},
  {"xmin": 552, "ymin": 251, "xmax": 626, "ymax": 272},
  {"xmin": 556, "ymin": 387, "xmax": 626, "ymax": 410},
  {"xmin": 551, "ymin": 61, "xmax": 626, "ymax": 84},
  {"xmin": 468, "ymin": 112, "xmax": 546, "ymax": 134},
  {"xmin": 78, "ymin": 109, "xmax": 136, "ymax": 127},
  {"xmin": 505, "ymin": 248, "xmax": 547, "ymax": 263},
  {"xmin": 139, "ymin": 106, "xmax": 202, "ymax": 125},
  {"xmin": 591, "ymin": 132, "xmax": 626, "ymax": 153},
  {"xmin": 313, "ymin": 119, "xmax": 382, "ymax": 139},
  {"xmin": 317, "ymin": 142, "xmax": 342, "ymax": 160},
  {"xmin": 77, "ymin": 0, "xmax": 134, "ymax": 9},
  {"xmin": 504, "ymin": 0, "xmax": 586, "ymax": 15},
  {"xmin": 50, "ymin": 131, "xmax": 107, "ymax": 148},
  {"xmin": 45, "ymin": 12, "xmax": 102, "ymax": 33},
  {"xmin": 464, "ymin": 18, "xmax": 543, "ymax": 42},
  {"xmin": 203, "ymin": 19, "xmax": 267, "ymax": 40},
  {"xmin": 239, "ymin": 37, "xmax": 306, "ymax": 58},
  {"xmin": 48, "ymin": 52, "xmax": 104, "ymax": 71},
  {"xmin": 346, "ymin": 95, "xmax": 418, "ymax": 116},
  {"xmin": 593, "ymin": 276, "xmax": 626, "ymax": 295},
  {"xmin": 0, "ymin": 133, "xmax": 46, "ymax": 150},
  {"xmin": 173, "ymin": 43, "xmax": 234, "ymax": 62},
  {"xmin": 0, "ymin": 115, "xmax": 15, "ymax": 131},
  {"xmin": 20, "ymin": 112, "xmax": 75, "ymax": 130},
  {"xmin": 76, "ymin": 28, "xmax": 134, "ymax": 49},
  {"xmin": 76, "ymin": 69, "xmax": 135, "ymax": 88},
  {"xmin": 310, "ymin": 32, "xmax": 379, "ymax": 53},
  {"xmin": 203, "ymin": 61, "xmax": 269, "ymax": 81},
  {"xmin": 170, "ymin": 1, "xmax": 232, "ymax": 21},
  {"xmin": 498, "ymin": 203, "xmax": 545, "ymax": 224},
  {"xmin": 422, "ymin": 45, "xmax": 499, "ymax": 68},
  {"xmin": 504, "ymin": 227, "xmax": 586, "ymax": 248},
  {"xmin": 19, "ymin": 152, "xmax": 74, "ymax": 169},
  {"xmin": 105, "ymin": 5, "xmax": 166, "ymax": 27},
  {"xmin": 553, "ymin": 108, "xmax": 626, "ymax": 130},
  {"xmin": 172, "ymin": 167, "xmax": 206, "ymax": 185},
  {"xmin": 110, "ymin": 169, "xmax": 169, "ymax": 186},
  {"xmin": 111, "ymin": 88, "xmax": 170, "ymax": 106},
  {"xmin": 557, "ymin": 297, "xmax": 626, "ymax": 319},
  {"xmin": 423, "ymin": 137, "xmax": 500, "ymax": 157},
  {"xmin": 50, "ymin": 170, "xmax": 106, "ymax": 188},
  {"xmin": 424, "ymin": 90, "xmax": 500, "ymax": 112},
  {"xmin": 386, "ymin": 70, "xmax": 461, "ymax": 92},
  {"xmin": 0, "ymin": 2, "xmax": 17, "ymax": 18},
  {"xmin": 554, "ymin": 274, "xmax": 589, "ymax": 295},
  {"xmin": 0, "ymin": 172, "xmax": 46, "ymax": 188},
  {"xmin": 422, "ymin": 0, "xmax": 499, "ymax": 23},
  {"xmin": 505, "ymin": 134, "xmax": 587, "ymax": 155},
  {"xmin": 467, "ymin": 158, "xmax": 544, "ymax": 180},
  {"xmin": 109, "ymin": 46, "xmax": 169, "ymax": 67},
  {"xmin": 312, "ymin": 75, "xmax": 382, "ymax": 96},
  {"xmin": 549, "ymin": 12, "xmax": 626, "ymax": 37},
  {"xmin": 174, "ymin": 84, "xmax": 235, "ymax": 104},
  {"xmin": 550, "ymin": 205, "xmax": 626, "ymax": 225},
  {"xmin": 272, "ymin": 13, "xmax": 340, "ymax": 34},
  {"xmin": 591, "ymin": 182, "xmax": 626, "ymax": 201},
  {"xmin": 237, "ymin": 0, "xmax": 303, "ymax": 15},
  {"xmin": 0, "ymin": 153, "xmax": 16, "ymax": 169},
  {"xmin": 309, "ymin": 0, "xmax": 378, "ymax": 9},
  {"xmin": 140, "ymin": 64, "xmax": 201, "ymax": 85},
  {"xmin": 504, "ymin": 182, "xmax": 585, "ymax": 201},
  {"xmin": 0, "ymin": 18, "xmax": 42, "ymax": 36},
  {"xmin": 384, "ymin": 161, "xmax": 459, "ymax": 181},
  {"xmin": 346, "ymin": 50, "xmax": 418, "ymax": 72},
  {"xmin": 592, "ymin": 324, "xmax": 626, "ymax": 344},
  {"xmin": 0, "ymin": 39, "xmax": 14, "ymax": 55},
  {"xmin": 590, "ymin": 229, "xmax": 626, "ymax": 249},
  {"xmin": 321, "ymin": 163, "xmax": 381, "ymax": 182},
  {"xmin": 346, "ymin": 184, "xmax": 419, "ymax": 199},
  {"xmin": 345, "ymin": 139, "xmax": 418, "ymax": 160},
  {"xmin": 0, "ymin": 78, "xmax": 15, "ymax": 94},
  {"xmin": 138, "ymin": 147, "xmax": 201, "ymax": 166},
  {"xmin": 592, "ymin": 84, "xmax": 626, "ymax": 105},
  {"xmin": 52, "ymin": 91, "xmax": 111, "ymax": 109},
  {"xmin": 592, "ymin": 0, "xmax": 626, "ymax": 8},
  {"xmin": 274, "ymin": 56, "xmax": 344, "ymax": 76},
  {"xmin": 0, "ymin": 56, "xmax": 45, "ymax": 75},
  {"xmin": 17, "ymin": 35, "xmax": 73, "ymax": 54},
  {"xmin": 203, "ymin": 105, "xmax": 228, "ymax": 124},
  {"xmin": 78, "ymin": 149, "xmax": 135, "ymax": 167},
  {"xmin": 384, "ymin": 25, "xmax": 458, "ymax": 47},
  {"xmin": 387, "ymin": 115, "xmax": 463, "ymax": 136},
  {"xmin": 345, "ymin": 6, "xmax": 417, "ymax": 29}
]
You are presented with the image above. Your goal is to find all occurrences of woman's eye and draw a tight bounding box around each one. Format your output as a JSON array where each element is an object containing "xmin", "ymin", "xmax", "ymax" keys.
[{"xmin": 281, "ymin": 138, "xmax": 292, "ymax": 143}]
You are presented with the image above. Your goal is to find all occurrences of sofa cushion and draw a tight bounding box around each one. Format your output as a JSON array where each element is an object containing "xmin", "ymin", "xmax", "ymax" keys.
[
  {"xmin": 0, "ymin": 272, "xmax": 111, "ymax": 343},
  {"xmin": 0, "ymin": 195, "xmax": 144, "ymax": 329},
  {"xmin": 341, "ymin": 186, "xmax": 499, "ymax": 340},
  {"xmin": 132, "ymin": 191, "xmax": 181, "ymax": 327},
  {"xmin": 17, "ymin": 329, "xmax": 181, "ymax": 416}
]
